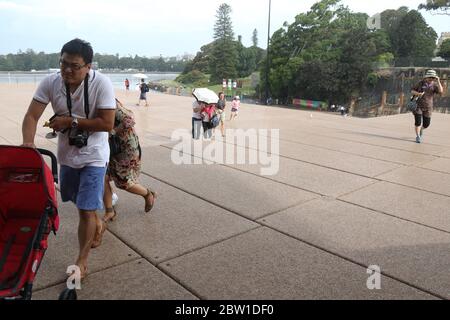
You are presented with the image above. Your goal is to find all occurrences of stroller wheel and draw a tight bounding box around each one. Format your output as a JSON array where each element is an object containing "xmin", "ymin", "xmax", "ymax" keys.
[{"xmin": 58, "ymin": 288, "xmax": 77, "ymax": 300}]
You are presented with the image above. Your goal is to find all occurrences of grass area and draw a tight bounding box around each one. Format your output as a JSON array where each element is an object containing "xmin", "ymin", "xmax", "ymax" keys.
[{"xmin": 158, "ymin": 75, "xmax": 257, "ymax": 98}]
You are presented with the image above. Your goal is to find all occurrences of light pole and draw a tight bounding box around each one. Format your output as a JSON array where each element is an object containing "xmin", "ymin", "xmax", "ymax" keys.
[{"xmin": 265, "ymin": 0, "xmax": 272, "ymax": 105}]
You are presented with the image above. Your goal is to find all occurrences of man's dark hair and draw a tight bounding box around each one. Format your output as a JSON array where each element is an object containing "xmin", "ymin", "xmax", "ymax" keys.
[{"xmin": 61, "ymin": 38, "xmax": 93, "ymax": 64}]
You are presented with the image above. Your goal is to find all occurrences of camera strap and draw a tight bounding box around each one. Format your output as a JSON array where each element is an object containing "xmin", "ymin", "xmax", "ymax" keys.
[{"xmin": 65, "ymin": 74, "xmax": 90, "ymax": 119}]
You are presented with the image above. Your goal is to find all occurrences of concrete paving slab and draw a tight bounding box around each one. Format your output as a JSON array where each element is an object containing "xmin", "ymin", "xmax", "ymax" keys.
[
  {"xmin": 1, "ymin": 116, "xmax": 25, "ymax": 145},
  {"xmin": 278, "ymin": 135, "xmax": 436, "ymax": 166},
  {"xmin": 276, "ymin": 120, "xmax": 449, "ymax": 156},
  {"xmin": 276, "ymin": 141, "xmax": 401, "ymax": 177},
  {"xmin": 140, "ymin": 146, "xmax": 318, "ymax": 219},
  {"xmin": 438, "ymin": 150, "xmax": 450, "ymax": 158},
  {"xmin": 286, "ymin": 113, "xmax": 450, "ymax": 149},
  {"xmin": 259, "ymin": 198, "xmax": 450, "ymax": 298},
  {"xmin": 33, "ymin": 259, "xmax": 197, "ymax": 300},
  {"xmin": 160, "ymin": 227, "xmax": 434, "ymax": 300},
  {"xmin": 107, "ymin": 174, "xmax": 259, "ymax": 263},
  {"xmin": 340, "ymin": 182, "xmax": 450, "ymax": 232},
  {"xmin": 232, "ymin": 156, "xmax": 376, "ymax": 197},
  {"xmin": 0, "ymin": 117, "xmax": 57, "ymax": 150},
  {"xmin": 328, "ymin": 130, "xmax": 449, "ymax": 156},
  {"xmin": 163, "ymin": 135, "xmax": 401, "ymax": 178},
  {"xmin": 33, "ymin": 195, "xmax": 141, "ymax": 291},
  {"xmin": 420, "ymin": 157, "xmax": 450, "ymax": 174},
  {"xmin": 163, "ymin": 139, "xmax": 376, "ymax": 197},
  {"xmin": 377, "ymin": 166, "xmax": 450, "ymax": 197}
]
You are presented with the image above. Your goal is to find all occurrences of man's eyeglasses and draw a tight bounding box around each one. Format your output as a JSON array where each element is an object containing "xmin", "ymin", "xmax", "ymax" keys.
[{"xmin": 59, "ymin": 59, "xmax": 88, "ymax": 71}]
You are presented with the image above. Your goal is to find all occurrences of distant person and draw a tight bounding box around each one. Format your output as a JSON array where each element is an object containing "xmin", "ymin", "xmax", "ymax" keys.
[
  {"xmin": 136, "ymin": 79, "xmax": 149, "ymax": 107},
  {"xmin": 192, "ymin": 99, "xmax": 203, "ymax": 140},
  {"xmin": 230, "ymin": 96, "xmax": 240, "ymax": 121},
  {"xmin": 201, "ymin": 104, "xmax": 215, "ymax": 140},
  {"xmin": 103, "ymin": 100, "xmax": 157, "ymax": 223},
  {"xmin": 217, "ymin": 92, "xmax": 226, "ymax": 137},
  {"xmin": 124, "ymin": 78, "xmax": 130, "ymax": 91},
  {"xmin": 411, "ymin": 69, "xmax": 443, "ymax": 144}
]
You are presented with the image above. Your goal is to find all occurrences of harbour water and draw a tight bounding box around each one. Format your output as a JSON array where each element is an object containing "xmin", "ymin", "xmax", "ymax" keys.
[{"xmin": 0, "ymin": 72, "xmax": 179, "ymax": 89}]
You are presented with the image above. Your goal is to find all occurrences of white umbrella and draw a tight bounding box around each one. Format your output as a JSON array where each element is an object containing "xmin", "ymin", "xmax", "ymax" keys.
[
  {"xmin": 192, "ymin": 88, "xmax": 219, "ymax": 104},
  {"xmin": 132, "ymin": 73, "xmax": 148, "ymax": 79}
]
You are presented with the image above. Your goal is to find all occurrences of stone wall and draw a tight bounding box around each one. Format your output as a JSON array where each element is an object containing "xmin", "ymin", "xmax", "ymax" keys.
[{"xmin": 351, "ymin": 67, "xmax": 450, "ymax": 118}]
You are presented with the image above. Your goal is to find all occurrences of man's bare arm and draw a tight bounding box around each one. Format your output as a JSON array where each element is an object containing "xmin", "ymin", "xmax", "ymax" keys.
[
  {"xmin": 49, "ymin": 109, "xmax": 115, "ymax": 132},
  {"xmin": 22, "ymin": 99, "xmax": 47, "ymax": 148}
]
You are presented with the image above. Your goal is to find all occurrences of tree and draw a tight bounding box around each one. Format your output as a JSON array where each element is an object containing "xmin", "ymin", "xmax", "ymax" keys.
[
  {"xmin": 182, "ymin": 42, "xmax": 214, "ymax": 74},
  {"xmin": 379, "ymin": 7, "xmax": 438, "ymax": 65},
  {"xmin": 209, "ymin": 3, "xmax": 238, "ymax": 83},
  {"xmin": 252, "ymin": 29, "xmax": 258, "ymax": 47},
  {"xmin": 419, "ymin": 0, "xmax": 450, "ymax": 14},
  {"xmin": 438, "ymin": 39, "xmax": 450, "ymax": 59},
  {"xmin": 393, "ymin": 10, "xmax": 437, "ymax": 59},
  {"xmin": 380, "ymin": 7, "xmax": 409, "ymax": 55},
  {"xmin": 0, "ymin": 50, "xmax": 187, "ymax": 72},
  {"xmin": 261, "ymin": 0, "xmax": 393, "ymax": 104}
]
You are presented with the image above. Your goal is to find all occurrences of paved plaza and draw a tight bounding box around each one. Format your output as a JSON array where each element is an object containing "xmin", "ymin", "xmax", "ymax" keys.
[{"xmin": 1, "ymin": 84, "xmax": 449, "ymax": 300}]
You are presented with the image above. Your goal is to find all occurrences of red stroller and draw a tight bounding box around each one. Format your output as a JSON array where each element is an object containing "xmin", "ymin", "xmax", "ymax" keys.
[{"xmin": 0, "ymin": 146, "xmax": 59, "ymax": 300}]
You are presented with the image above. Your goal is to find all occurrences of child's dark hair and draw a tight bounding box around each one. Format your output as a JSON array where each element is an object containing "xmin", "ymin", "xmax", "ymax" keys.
[{"xmin": 61, "ymin": 39, "xmax": 93, "ymax": 64}]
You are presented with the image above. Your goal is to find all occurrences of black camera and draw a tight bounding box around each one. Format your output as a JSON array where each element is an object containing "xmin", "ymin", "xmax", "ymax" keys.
[{"xmin": 68, "ymin": 129, "xmax": 89, "ymax": 148}]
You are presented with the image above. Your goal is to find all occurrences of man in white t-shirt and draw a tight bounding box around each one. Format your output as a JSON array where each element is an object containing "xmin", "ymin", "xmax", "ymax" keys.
[{"xmin": 21, "ymin": 39, "xmax": 116, "ymax": 280}]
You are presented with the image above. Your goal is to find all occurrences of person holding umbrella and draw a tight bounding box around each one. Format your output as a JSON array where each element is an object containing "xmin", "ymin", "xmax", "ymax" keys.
[
  {"xmin": 192, "ymin": 99, "xmax": 203, "ymax": 140},
  {"xmin": 191, "ymin": 88, "xmax": 219, "ymax": 140}
]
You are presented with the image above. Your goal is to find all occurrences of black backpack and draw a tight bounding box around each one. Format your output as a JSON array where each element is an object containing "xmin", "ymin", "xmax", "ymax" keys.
[{"xmin": 142, "ymin": 83, "xmax": 149, "ymax": 93}]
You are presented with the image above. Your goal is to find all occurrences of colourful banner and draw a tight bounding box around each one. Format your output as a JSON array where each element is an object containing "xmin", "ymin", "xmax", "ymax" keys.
[{"xmin": 292, "ymin": 98, "xmax": 326, "ymax": 109}]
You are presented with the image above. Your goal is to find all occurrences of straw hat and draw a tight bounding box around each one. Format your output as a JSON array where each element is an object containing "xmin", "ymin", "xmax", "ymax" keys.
[{"xmin": 423, "ymin": 70, "xmax": 438, "ymax": 79}]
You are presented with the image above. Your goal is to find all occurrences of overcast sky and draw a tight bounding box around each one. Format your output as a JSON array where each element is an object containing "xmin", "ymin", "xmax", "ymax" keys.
[{"xmin": 0, "ymin": 0, "xmax": 448, "ymax": 57}]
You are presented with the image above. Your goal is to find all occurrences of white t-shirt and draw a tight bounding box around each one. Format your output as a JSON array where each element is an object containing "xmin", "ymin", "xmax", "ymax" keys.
[
  {"xmin": 192, "ymin": 100, "xmax": 202, "ymax": 120},
  {"xmin": 33, "ymin": 70, "xmax": 116, "ymax": 168}
]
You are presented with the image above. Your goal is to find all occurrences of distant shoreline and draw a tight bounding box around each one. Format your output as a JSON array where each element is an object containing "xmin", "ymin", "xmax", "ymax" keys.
[
  {"xmin": 0, "ymin": 71, "xmax": 181, "ymax": 75},
  {"xmin": 0, "ymin": 72, "xmax": 179, "ymax": 88}
]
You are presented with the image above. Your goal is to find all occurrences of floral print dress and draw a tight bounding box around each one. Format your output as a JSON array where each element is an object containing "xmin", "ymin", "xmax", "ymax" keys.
[{"xmin": 108, "ymin": 101, "xmax": 142, "ymax": 190}]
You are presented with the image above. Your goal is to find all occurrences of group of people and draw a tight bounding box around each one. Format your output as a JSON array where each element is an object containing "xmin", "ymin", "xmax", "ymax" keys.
[
  {"xmin": 21, "ymin": 39, "xmax": 156, "ymax": 280},
  {"xmin": 192, "ymin": 93, "xmax": 241, "ymax": 140},
  {"xmin": 18, "ymin": 37, "xmax": 445, "ymax": 283}
]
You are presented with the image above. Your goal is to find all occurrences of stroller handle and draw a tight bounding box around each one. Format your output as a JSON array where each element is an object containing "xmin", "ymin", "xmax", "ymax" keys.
[{"xmin": 37, "ymin": 148, "xmax": 58, "ymax": 184}]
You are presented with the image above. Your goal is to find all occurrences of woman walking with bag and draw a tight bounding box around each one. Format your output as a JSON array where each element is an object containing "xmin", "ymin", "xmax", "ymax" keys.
[
  {"xmin": 411, "ymin": 70, "xmax": 443, "ymax": 144},
  {"xmin": 98, "ymin": 100, "xmax": 157, "ymax": 230}
]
